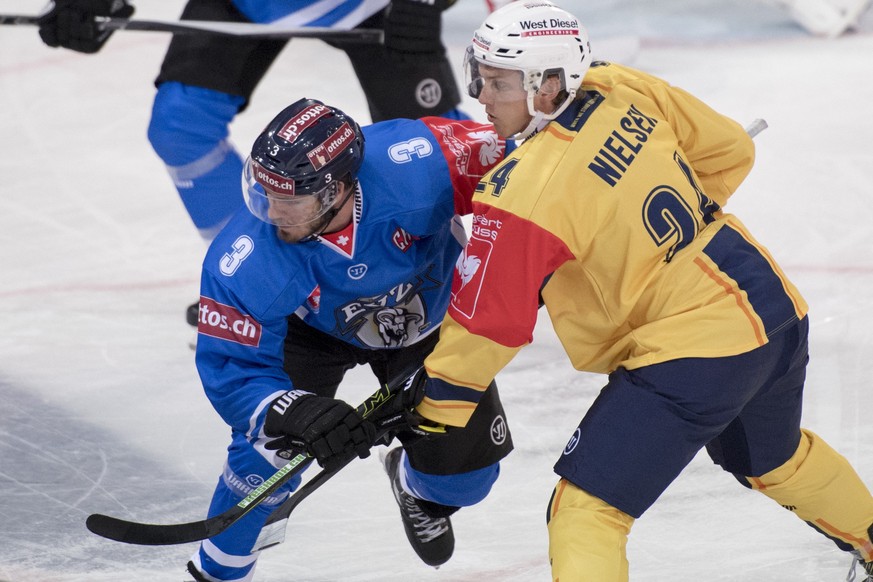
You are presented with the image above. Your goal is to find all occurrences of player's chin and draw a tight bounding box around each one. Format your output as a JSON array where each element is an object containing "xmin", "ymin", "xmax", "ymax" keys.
[
  {"xmin": 493, "ymin": 122, "xmax": 516, "ymax": 140},
  {"xmin": 277, "ymin": 225, "xmax": 315, "ymax": 243}
]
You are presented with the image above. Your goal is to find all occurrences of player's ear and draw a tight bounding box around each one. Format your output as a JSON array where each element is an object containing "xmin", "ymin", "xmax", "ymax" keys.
[
  {"xmin": 338, "ymin": 176, "xmax": 354, "ymax": 198},
  {"xmin": 540, "ymin": 75, "xmax": 562, "ymax": 99},
  {"xmin": 534, "ymin": 75, "xmax": 563, "ymax": 114}
]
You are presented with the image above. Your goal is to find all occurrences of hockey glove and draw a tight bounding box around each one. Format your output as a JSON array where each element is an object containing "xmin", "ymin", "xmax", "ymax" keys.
[
  {"xmin": 38, "ymin": 0, "xmax": 134, "ymax": 54},
  {"xmin": 383, "ymin": 0, "xmax": 447, "ymax": 56},
  {"xmin": 264, "ymin": 390, "xmax": 377, "ymax": 469},
  {"xmin": 382, "ymin": 367, "xmax": 448, "ymax": 441}
]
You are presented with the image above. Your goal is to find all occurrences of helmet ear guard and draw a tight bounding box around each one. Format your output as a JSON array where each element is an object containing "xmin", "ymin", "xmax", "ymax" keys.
[{"xmin": 464, "ymin": 0, "xmax": 592, "ymax": 139}]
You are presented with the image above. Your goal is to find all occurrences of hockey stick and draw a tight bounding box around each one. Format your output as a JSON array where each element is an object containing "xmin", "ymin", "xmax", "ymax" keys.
[
  {"xmin": 85, "ymin": 378, "xmax": 411, "ymax": 545},
  {"xmin": 0, "ymin": 14, "xmax": 383, "ymax": 42},
  {"xmin": 252, "ymin": 453, "xmax": 351, "ymax": 551},
  {"xmin": 745, "ymin": 118, "xmax": 768, "ymax": 138}
]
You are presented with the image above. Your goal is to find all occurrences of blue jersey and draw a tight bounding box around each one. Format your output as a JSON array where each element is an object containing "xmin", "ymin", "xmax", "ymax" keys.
[
  {"xmin": 195, "ymin": 117, "xmax": 507, "ymax": 440},
  {"xmin": 232, "ymin": 0, "xmax": 389, "ymax": 28}
]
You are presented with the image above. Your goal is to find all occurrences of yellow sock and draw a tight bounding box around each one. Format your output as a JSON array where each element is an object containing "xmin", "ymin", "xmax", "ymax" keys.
[
  {"xmin": 547, "ymin": 479, "xmax": 635, "ymax": 582},
  {"xmin": 746, "ymin": 429, "xmax": 873, "ymax": 561}
]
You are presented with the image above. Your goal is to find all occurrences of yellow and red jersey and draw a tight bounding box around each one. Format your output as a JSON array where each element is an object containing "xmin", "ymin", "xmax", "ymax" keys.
[{"xmin": 420, "ymin": 62, "xmax": 808, "ymax": 428}]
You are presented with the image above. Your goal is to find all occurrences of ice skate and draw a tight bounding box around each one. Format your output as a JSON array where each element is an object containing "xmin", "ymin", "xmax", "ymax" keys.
[
  {"xmin": 847, "ymin": 551, "xmax": 873, "ymax": 581},
  {"xmin": 185, "ymin": 561, "xmax": 209, "ymax": 582},
  {"xmin": 187, "ymin": 301, "xmax": 199, "ymax": 350},
  {"xmin": 382, "ymin": 447, "xmax": 454, "ymax": 567},
  {"xmin": 187, "ymin": 301, "xmax": 200, "ymax": 327}
]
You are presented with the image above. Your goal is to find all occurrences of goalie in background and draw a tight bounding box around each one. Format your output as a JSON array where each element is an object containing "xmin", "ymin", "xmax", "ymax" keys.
[
  {"xmin": 36, "ymin": 0, "xmax": 466, "ymax": 325},
  {"xmin": 405, "ymin": 1, "xmax": 873, "ymax": 580},
  {"xmin": 771, "ymin": 0, "xmax": 871, "ymax": 37}
]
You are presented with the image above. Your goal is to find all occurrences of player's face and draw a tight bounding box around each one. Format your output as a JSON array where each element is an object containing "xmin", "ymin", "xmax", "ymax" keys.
[
  {"xmin": 266, "ymin": 192, "xmax": 328, "ymax": 243},
  {"xmin": 269, "ymin": 181, "xmax": 353, "ymax": 243},
  {"xmin": 475, "ymin": 64, "xmax": 530, "ymax": 138}
]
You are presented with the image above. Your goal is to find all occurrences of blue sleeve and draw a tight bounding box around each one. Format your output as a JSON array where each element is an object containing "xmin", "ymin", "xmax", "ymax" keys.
[{"xmin": 195, "ymin": 270, "xmax": 292, "ymax": 442}]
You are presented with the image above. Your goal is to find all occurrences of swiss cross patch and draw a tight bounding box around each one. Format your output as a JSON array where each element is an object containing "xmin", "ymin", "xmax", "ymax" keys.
[{"xmin": 197, "ymin": 296, "xmax": 262, "ymax": 347}]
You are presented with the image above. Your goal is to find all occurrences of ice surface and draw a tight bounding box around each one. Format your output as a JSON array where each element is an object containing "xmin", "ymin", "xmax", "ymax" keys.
[{"xmin": 1, "ymin": 0, "xmax": 872, "ymax": 580}]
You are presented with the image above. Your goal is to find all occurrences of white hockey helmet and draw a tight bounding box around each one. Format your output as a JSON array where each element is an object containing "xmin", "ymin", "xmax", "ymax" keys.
[{"xmin": 465, "ymin": 0, "xmax": 592, "ymax": 139}]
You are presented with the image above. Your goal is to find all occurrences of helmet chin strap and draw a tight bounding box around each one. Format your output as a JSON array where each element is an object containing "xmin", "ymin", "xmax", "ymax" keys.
[
  {"xmin": 299, "ymin": 181, "xmax": 358, "ymax": 242},
  {"xmin": 511, "ymin": 110, "xmax": 547, "ymax": 141},
  {"xmin": 510, "ymin": 88, "xmax": 578, "ymax": 141}
]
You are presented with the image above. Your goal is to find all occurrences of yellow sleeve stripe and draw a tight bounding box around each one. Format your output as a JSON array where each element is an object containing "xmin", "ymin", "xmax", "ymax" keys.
[
  {"xmin": 416, "ymin": 397, "xmax": 476, "ymax": 428},
  {"xmin": 419, "ymin": 397, "xmax": 478, "ymax": 410},
  {"xmin": 424, "ymin": 367, "xmax": 492, "ymax": 392}
]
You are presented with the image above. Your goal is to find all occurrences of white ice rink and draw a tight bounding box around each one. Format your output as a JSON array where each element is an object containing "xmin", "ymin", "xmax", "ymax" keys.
[{"xmin": 1, "ymin": 0, "xmax": 872, "ymax": 580}]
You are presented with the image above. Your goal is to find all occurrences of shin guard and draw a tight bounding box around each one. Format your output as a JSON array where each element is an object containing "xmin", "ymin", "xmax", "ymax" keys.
[
  {"xmin": 745, "ymin": 429, "xmax": 873, "ymax": 561},
  {"xmin": 546, "ymin": 479, "xmax": 635, "ymax": 582}
]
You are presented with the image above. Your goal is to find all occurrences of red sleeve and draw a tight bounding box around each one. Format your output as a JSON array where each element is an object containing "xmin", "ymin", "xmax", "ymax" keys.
[
  {"xmin": 422, "ymin": 117, "xmax": 507, "ymax": 215},
  {"xmin": 449, "ymin": 203, "xmax": 575, "ymax": 348}
]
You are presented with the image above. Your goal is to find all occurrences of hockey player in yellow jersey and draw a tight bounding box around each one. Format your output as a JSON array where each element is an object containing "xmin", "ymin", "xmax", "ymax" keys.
[{"xmin": 394, "ymin": 1, "xmax": 873, "ymax": 579}]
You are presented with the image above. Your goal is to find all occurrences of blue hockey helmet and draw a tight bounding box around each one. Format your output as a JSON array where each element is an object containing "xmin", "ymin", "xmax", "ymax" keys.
[{"xmin": 242, "ymin": 98, "xmax": 365, "ymax": 227}]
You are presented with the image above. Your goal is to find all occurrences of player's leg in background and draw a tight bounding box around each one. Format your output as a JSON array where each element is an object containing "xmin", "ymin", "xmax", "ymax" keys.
[
  {"xmin": 148, "ymin": 83, "xmax": 247, "ymax": 240},
  {"xmin": 147, "ymin": 0, "xmax": 286, "ymax": 242},
  {"xmin": 337, "ymin": 11, "xmax": 468, "ymax": 122},
  {"xmin": 706, "ymin": 317, "xmax": 873, "ymax": 568}
]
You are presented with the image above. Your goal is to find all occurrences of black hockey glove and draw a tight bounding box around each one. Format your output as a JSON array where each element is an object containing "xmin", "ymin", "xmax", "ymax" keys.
[
  {"xmin": 38, "ymin": 0, "xmax": 135, "ymax": 54},
  {"xmin": 362, "ymin": 368, "xmax": 428, "ymax": 445},
  {"xmin": 264, "ymin": 390, "xmax": 377, "ymax": 469},
  {"xmin": 383, "ymin": 0, "xmax": 447, "ymax": 56},
  {"xmin": 380, "ymin": 367, "xmax": 448, "ymax": 443}
]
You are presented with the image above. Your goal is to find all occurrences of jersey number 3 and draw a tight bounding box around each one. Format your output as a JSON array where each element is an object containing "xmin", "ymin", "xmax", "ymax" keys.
[{"xmin": 219, "ymin": 235, "xmax": 255, "ymax": 276}]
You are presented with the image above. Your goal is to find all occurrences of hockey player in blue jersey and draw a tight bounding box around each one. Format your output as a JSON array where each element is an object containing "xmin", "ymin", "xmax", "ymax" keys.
[
  {"xmin": 185, "ymin": 98, "xmax": 514, "ymax": 581},
  {"xmin": 38, "ymin": 0, "xmax": 466, "ymax": 323}
]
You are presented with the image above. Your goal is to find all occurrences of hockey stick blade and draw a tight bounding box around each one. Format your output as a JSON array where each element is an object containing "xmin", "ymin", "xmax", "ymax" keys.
[
  {"xmin": 85, "ymin": 379, "xmax": 405, "ymax": 545},
  {"xmin": 86, "ymin": 452, "xmax": 313, "ymax": 545},
  {"xmin": 86, "ymin": 510, "xmax": 230, "ymax": 546},
  {"xmin": 0, "ymin": 14, "xmax": 383, "ymax": 43}
]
